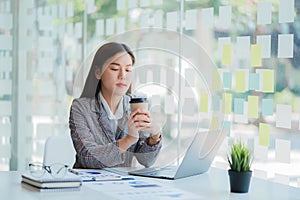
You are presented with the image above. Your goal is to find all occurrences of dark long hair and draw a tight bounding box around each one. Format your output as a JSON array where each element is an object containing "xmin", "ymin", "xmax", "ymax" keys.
[{"xmin": 80, "ymin": 42, "xmax": 135, "ymax": 98}]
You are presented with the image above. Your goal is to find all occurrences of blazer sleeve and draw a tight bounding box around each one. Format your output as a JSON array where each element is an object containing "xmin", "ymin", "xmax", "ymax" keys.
[
  {"xmin": 134, "ymin": 136, "xmax": 162, "ymax": 168},
  {"xmin": 69, "ymin": 99, "xmax": 125, "ymax": 169}
]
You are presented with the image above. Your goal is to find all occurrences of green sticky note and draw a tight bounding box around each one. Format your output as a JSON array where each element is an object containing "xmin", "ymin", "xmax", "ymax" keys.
[
  {"xmin": 235, "ymin": 71, "xmax": 246, "ymax": 93},
  {"xmin": 223, "ymin": 72, "xmax": 232, "ymax": 89},
  {"xmin": 251, "ymin": 44, "xmax": 262, "ymax": 67},
  {"xmin": 211, "ymin": 116, "xmax": 219, "ymax": 130},
  {"xmin": 200, "ymin": 93, "xmax": 208, "ymax": 113},
  {"xmin": 262, "ymin": 98, "xmax": 274, "ymax": 116},
  {"xmin": 234, "ymin": 98, "xmax": 244, "ymax": 115},
  {"xmin": 263, "ymin": 70, "xmax": 274, "ymax": 92},
  {"xmin": 222, "ymin": 44, "xmax": 232, "ymax": 65},
  {"xmin": 222, "ymin": 93, "xmax": 232, "ymax": 114},
  {"xmin": 259, "ymin": 123, "xmax": 270, "ymax": 146},
  {"xmin": 249, "ymin": 73, "xmax": 259, "ymax": 90},
  {"xmin": 212, "ymin": 70, "xmax": 221, "ymax": 91},
  {"xmin": 248, "ymin": 95, "xmax": 259, "ymax": 118}
]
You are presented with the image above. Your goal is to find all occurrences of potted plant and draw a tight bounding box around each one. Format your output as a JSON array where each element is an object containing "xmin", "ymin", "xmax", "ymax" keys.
[{"xmin": 227, "ymin": 141, "xmax": 252, "ymax": 193}]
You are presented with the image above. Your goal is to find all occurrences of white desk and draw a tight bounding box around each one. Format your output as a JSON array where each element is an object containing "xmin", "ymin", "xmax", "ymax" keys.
[{"xmin": 1, "ymin": 167, "xmax": 300, "ymax": 200}]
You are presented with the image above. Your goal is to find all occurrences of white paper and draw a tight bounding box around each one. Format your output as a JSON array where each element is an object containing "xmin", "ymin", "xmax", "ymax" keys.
[
  {"xmin": 75, "ymin": 22, "xmax": 82, "ymax": 38},
  {"xmin": 151, "ymin": 95, "xmax": 161, "ymax": 107},
  {"xmin": 236, "ymin": 36, "xmax": 250, "ymax": 59},
  {"xmin": 254, "ymin": 136, "xmax": 268, "ymax": 161},
  {"xmin": 58, "ymin": 4, "xmax": 63, "ymax": 18},
  {"xmin": 153, "ymin": 0, "xmax": 163, "ymax": 6},
  {"xmin": 38, "ymin": 58, "xmax": 54, "ymax": 73},
  {"xmin": 257, "ymin": 2, "xmax": 272, "ymax": 25},
  {"xmin": 38, "ymin": 37, "xmax": 53, "ymax": 50},
  {"xmin": 153, "ymin": 10, "xmax": 163, "ymax": 28},
  {"xmin": 0, "ymin": 35, "xmax": 12, "ymax": 50},
  {"xmin": 0, "ymin": 80, "xmax": 11, "ymax": 95},
  {"xmin": 95, "ymin": 19, "xmax": 104, "ymax": 36},
  {"xmin": 0, "ymin": 123, "xmax": 11, "ymax": 137},
  {"xmin": 140, "ymin": 0, "xmax": 150, "ymax": 7},
  {"xmin": 219, "ymin": 6, "xmax": 231, "ymax": 29},
  {"xmin": 185, "ymin": 9, "xmax": 197, "ymax": 30},
  {"xmin": 128, "ymin": 0, "xmax": 137, "ymax": 8},
  {"xmin": 35, "ymin": 102, "xmax": 56, "ymax": 116},
  {"xmin": 279, "ymin": 0, "xmax": 294, "ymax": 23},
  {"xmin": 106, "ymin": 18, "xmax": 115, "ymax": 36},
  {"xmin": 117, "ymin": 0, "xmax": 126, "ymax": 11},
  {"xmin": 278, "ymin": 34, "xmax": 294, "ymax": 58},
  {"xmin": 67, "ymin": 2, "xmax": 74, "ymax": 17},
  {"xmin": 86, "ymin": 0, "xmax": 95, "ymax": 14},
  {"xmin": 183, "ymin": 98, "xmax": 195, "ymax": 116},
  {"xmin": 218, "ymin": 37, "xmax": 231, "ymax": 59},
  {"xmin": 116, "ymin": 17, "xmax": 125, "ymax": 34},
  {"xmin": 51, "ymin": 5, "xmax": 58, "ymax": 18},
  {"xmin": 0, "ymin": 13, "xmax": 12, "ymax": 29},
  {"xmin": 275, "ymin": 139, "xmax": 291, "ymax": 163},
  {"xmin": 0, "ymin": 144, "xmax": 10, "ymax": 157},
  {"xmin": 256, "ymin": 35, "xmax": 271, "ymax": 58},
  {"xmin": 166, "ymin": 12, "xmax": 178, "ymax": 31},
  {"xmin": 67, "ymin": 23, "xmax": 73, "ymax": 36},
  {"xmin": 86, "ymin": 178, "xmax": 201, "ymax": 200},
  {"xmin": 185, "ymin": 68, "xmax": 195, "ymax": 87},
  {"xmin": 0, "ymin": 101, "xmax": 11, "ymax": 115},
  {"xmin": 276, "ymin": 104, "xmax": 292, "ymax": 129},
  {"xmin": 140, "ymin": 14, "xmax": 149, "ymax": 28},
  {"xmin": 165, "ymin": 95, "xmax": 175, "ymax": 114},
  {"xmin": 201, "ymin": 7, "xmax": 214, "ymax": 28},
  {"xmin": 166, "ymin": 68, "xmax": 175, "ymax": 87}
]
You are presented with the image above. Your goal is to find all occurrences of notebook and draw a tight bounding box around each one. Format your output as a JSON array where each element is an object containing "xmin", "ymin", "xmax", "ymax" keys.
[
  {"xmin": 21, "ymin": 171, "xmax": 82, "ymax": 191},
  {"xmin": 21, "ymin": 181, "xmax": 81, "ymax": 192},
  {"xmin": 128, "ymin": 129, "xmax": 226, "ymax": 180}
]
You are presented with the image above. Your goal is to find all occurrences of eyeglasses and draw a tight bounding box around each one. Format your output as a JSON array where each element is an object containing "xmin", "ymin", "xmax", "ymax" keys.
[{"xmin": 29, "ymin": 162, "xmax": 68, "ymax": 178}]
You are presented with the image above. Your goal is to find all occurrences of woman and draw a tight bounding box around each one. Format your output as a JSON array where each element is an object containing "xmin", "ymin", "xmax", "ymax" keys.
[{"xmin": 69, "ymin": 42, "xmax": 162, "ymax": 169}]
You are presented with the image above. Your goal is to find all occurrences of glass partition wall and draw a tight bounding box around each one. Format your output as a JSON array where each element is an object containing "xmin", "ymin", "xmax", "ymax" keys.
[{"xmin": 1, "ymin": 0, "xmax": 300, "ymax": 187}]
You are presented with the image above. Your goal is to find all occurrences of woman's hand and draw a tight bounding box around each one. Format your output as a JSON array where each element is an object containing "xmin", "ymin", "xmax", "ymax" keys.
[
  {"xmin": 127, "ymin": 108, "xmax": 151, "ymax": 143},
  {"xmin": 138, "ymin": 111, "xmax": 162, "ymax": 146}
]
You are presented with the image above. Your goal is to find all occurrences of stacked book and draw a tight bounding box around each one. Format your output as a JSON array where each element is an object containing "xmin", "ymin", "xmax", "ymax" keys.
[{"xmin": 21, "ymin": 171, "xmax": 82, "ymax": 192}]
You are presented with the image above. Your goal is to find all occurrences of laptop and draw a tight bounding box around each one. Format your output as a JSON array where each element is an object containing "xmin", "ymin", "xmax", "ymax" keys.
[{"xmin": 128, "ymin": 129, "xmax": 226, "ymax": 180}]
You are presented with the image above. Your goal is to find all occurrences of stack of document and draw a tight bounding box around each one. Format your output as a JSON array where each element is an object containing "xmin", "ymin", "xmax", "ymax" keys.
[{"xmin": 21, "ymin": 171, "xmax": 82, "ymax": 192}]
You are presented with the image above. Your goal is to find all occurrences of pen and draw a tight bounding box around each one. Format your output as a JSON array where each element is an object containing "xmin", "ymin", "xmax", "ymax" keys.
[
  {"xmin": 92, "ymin": 177, "xmax": 135, "ymax": 181},
  {"xmin": 68, "ymin": 169, "xmax": 79, "ymax": 175}
]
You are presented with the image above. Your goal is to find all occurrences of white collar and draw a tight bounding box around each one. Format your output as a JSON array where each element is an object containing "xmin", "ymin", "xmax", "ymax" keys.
[{"xmin": 99, "ymin": 92, "xmax": 123, "ymax": 120}]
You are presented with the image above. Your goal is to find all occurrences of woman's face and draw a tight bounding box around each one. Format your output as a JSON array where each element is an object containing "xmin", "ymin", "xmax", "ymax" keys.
[{"xmin": 99, "ymin": 52, "xmax": 133, "ymax": 98}]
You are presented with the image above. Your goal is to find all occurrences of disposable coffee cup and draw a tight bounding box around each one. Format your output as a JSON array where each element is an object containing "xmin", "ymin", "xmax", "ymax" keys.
[{"xmin": 130, "ymin": 97, "xmax": 148, "ymax": 112}]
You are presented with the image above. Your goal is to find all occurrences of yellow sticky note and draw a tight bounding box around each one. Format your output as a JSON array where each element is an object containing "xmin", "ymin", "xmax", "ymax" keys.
[
  {"xmin": 235, "ymin": 71, "xmax": 246, "ymax": 93},
  {"xmin": 222, "ymin": 44, "xmax": 232, "ymax": 65},
  {"xmin": 222, "ymin": 93, "xmax": 232, "ymax": 114},
  {"xmin": 248, "ymin": 95, "xmax": 259, "ymax": 118},
  {"xmin": 211, "ymin": 116, "xmax": 219, "ymax": 130},
  {"xmin": 200, "ymin": 93, "xmax": 208, "ymax": 112},
  {"xmin": 263, "ymin": 69, "xmax": 274, "ymax": 92},
  {"xmin": 259, "ymin": 123, "xmax": 270, "ymax": 146},
  {"xmin": 212, "ymin": 69, "xmax": 221, "ymax": 91},
  {"xmin": 251, "ymin": 44, "xmax": 262, "ymax": 67}
]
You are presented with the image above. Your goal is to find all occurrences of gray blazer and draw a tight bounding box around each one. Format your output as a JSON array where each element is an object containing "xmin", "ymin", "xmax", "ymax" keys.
[{"xmin": 69, "ymin": 95, "xmax": 162, "ymax": 169}]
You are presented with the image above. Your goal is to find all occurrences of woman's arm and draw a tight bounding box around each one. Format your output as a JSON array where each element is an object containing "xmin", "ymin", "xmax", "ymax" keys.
[
  {"xmin": 134, "ymin": 133, "xmax": 162, "ymax": 168},
  {"xmin": 69, "ymin": 99, "xmax": 125, "ymax": 169}
]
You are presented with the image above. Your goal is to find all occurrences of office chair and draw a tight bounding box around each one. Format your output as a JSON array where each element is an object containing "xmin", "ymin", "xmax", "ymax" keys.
[{"xmin": 43, "ymin": 134, "xmax": 76, "ymax": 167}]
